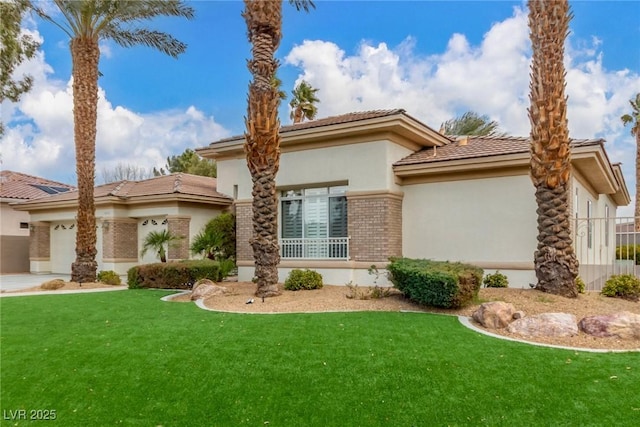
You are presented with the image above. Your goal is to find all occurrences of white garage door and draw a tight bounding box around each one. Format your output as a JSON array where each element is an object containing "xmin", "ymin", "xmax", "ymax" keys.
[{"xmin": 50, "ymin": 221, "xmax": 104, "ymax": 275}]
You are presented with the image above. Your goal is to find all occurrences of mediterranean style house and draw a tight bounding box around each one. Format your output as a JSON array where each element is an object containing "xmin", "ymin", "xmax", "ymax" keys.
[
  {"xmin": 0, "ymin": 171, "xmax": 75, "ymax": 273},
  {"xmin": 197, "ymin": 109, "xmax": 630, "ymax": 287},
  {"xmin": 11, "ymin": 173, "xmax": 232, "ymax": 275}
]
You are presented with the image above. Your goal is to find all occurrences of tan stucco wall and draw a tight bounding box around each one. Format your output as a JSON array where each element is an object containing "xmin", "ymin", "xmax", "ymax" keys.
[
  {"xmin": 402, "ymin": 174, "xmax": 538, "ymax": 286},
  {"xmin": 1, "ymin": 202, "xmax": 30, "ymax": 236}
]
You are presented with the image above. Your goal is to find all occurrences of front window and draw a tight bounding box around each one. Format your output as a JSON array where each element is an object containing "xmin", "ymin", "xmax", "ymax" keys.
[{"xmin": 280, "ymin": 186, "xmax": 348, "ymax": 259}]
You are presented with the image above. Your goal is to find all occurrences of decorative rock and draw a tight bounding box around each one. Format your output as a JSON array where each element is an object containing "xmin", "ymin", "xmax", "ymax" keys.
[
  {"xmin": 472, "ymin": 301, "xmax": 517, "ymax": 329},
  {"xmin": 190, "ymin": 279, "xmax": 227, "ymax": 301},
  {"xmin": 578, "ymin": 312, "xmax": 640, "ymax": 340},
  {"xmin": 507, "ymin": 313, "xmax": 578, "ymax": 337}
]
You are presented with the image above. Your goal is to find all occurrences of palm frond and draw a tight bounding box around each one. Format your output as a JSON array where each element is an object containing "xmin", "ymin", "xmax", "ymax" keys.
[
  {"xmin": 289, "ymin": 0, "xmax": 315, "ymax": 12},
  {"xmin": 105, "ymin": 27, "xmax": 187, "ymax": 58}
]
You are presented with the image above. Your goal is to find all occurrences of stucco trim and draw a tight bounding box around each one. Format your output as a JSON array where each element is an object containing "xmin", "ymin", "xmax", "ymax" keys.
[
  {"xmin": 101, "ymin": 258, "xmax": 138, "ymax": 263},
  {"xmin": 29, "ymin": 257, "xmax": 50, "ymax": 261},
  {"xmin": 346, "ymin": 190, "xmax": 404, "ymax": 200},
  {"xmin": 397, "ymin": 166, "xmax": 529, "ymax": 186},
  {"xmin": 236, "ymin": 260, "xmax": 391, "ymax": 269},
  {"xmin": 470, "ymin": 261, "xmax": 535, "ymax": 270}
]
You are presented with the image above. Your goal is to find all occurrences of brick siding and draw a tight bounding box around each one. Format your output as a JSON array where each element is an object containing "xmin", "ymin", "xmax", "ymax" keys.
[
  {"xmin": 102, "ymin": 220, "xmax": 137, "ymax": 259},
  {"xmin": 167, "ymin": 216, "xmax": 191, "ymax": 260},
  {"xmin": 29, "ymin": 222, "xmax": 50, "ymax": 259},
  {"xmin": 347, "ymin": 193, "xmax": 403, "ymax": 263},
  {"xmin": 235, "ymin": 201, "xmax": 253, "ymax": 262}
]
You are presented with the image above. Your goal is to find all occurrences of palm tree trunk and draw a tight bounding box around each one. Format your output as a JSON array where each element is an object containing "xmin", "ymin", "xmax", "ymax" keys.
[
  {"xmin": 70, "ymin": 37, "xmax": 99, "ymax": 283},
  {"xmin": 243, "ymin": 0, "xmax": 283, "ymax": 298},
  {"xmin": 528, "ymin": 0, "xmax": 578, "ymax": 297}
]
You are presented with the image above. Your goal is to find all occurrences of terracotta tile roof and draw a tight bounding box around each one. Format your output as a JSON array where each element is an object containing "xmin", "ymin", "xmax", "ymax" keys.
[
  {"xmin": 0, "ymin": 170, "xmax": 75, "ymax": 200},
  {"xmin": 13, "ymin": 173, "xmax": 232, "ymax": 206},
  {"xmin": 394, "ymin": 136, "xmax": 603, "ymax": 166},
  {"xmin": 212, "ymin": 109, "xmax": 407, "ymax": 144}
]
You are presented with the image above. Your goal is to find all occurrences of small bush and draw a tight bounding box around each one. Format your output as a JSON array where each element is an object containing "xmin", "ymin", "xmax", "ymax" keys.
[
  {"xmin": 284, "ymin": 269, "xmax": 323, "ymax": 291},
  {"xmin": 127, "ymin": 259, "xmax": 222, "ymax": 290},
  {"xmin": 616, "ymin": 245, "xmax": 640, "ymax": 265},
  {"xmin": 97, "ymin": 270, "xmax": 122, "ymax": 286},
  {"xmin": 387, "ymin": 257, "xmax": 483, "ymax": 309},
  {"xmin": 576, "ymin": 276, "xmax": 585, "ymax": 294},
  {"xmin": 483, "ymin": 271, "xmax": 508, "ymax": 288},
  {"xmin": 345, "ymin": 283, "xmax": 392, "ymax": 300},
  {"xmin": 40, "ymin": 279, "xmax": 65, "ymax": 290},
  {"xmin": 601, "ymin": 274, "xmax": 640, "ymax": 302}
]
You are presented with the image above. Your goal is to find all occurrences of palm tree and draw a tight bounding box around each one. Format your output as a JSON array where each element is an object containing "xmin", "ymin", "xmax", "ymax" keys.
[
  {"xmin": 528, "ymin": 0, "xmax": 579, "ymax": 297},
  {"xmin": 289, "ymin": 80, "xmax": 319, "ymax": 124},
  {"xmin": 141, "ymin": 230, "xmax": 182, "ymax": 263},
  {"xmin": 32, "ymin": 0, "xmax": 194, "ymax": 282},
  {"xmin": 243, "ymin": 0, "xmax": 314, "ymax": 298},
  {"xmin": 440, "ymin": 111, "xmax": 504, "ymax": 136},
  {"xmin": 621, "ymin": 93, "xmax": 640, "ymax": 231}
]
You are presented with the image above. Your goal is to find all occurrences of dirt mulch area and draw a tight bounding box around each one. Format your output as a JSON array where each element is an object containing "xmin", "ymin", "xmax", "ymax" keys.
[
  {"xmin": 169, "ymin": 282, "xmax": 640, "ymax": 351},
  {"xmin": 2, "ymin": 281, "xmax": 124, "ymax": 293}
]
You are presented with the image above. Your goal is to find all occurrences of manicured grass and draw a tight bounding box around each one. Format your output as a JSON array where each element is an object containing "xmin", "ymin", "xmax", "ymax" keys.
[{"xmin": 1, "ymin": 290, "xmax": 638, "ymax": 426}]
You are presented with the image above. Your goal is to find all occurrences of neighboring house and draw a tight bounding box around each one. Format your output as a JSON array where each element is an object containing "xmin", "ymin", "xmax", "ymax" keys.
[
  {"xmin": 0, "ymin": 171, "xmax": 75, "ymax": 273},
  {"xmin": 11, "ymin": 173, "xmax": 232, "ymax": 275},
  {"xmin": 197, "ymin": 109, "xmax": 630, "ymax": 287}
]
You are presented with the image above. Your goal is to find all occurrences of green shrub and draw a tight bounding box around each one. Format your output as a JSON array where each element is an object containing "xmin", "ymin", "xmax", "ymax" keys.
[
  {"xmin": 97, "ymin": 270, "xmax": 122, "ymax": 286},
  {"xmin": 483, "ymin": 271, "xmax": 508, "ymax": 288},
  {"xmin": 284, "ymin": 269, "xmax": 323, "ymax": 291},
  {"xmin": 387, "ymin": 257, "xmax": 483, "ymax": 309},
  {"xmin": 576, "ymin": 276, "xmax": 586, "ymax": 294},
  {"xmin": 190, "ymin": 213, "xmax": 236, "ymax": 261},
  {"xmin": 127, "ymin": 259, "xmax": 222, "ymax": 290},
  {"xmin": 601, "ymin": 274, "xmax": 640, "ymax": 302},
  {"xmin": 616, "ymin": 245, "xmax": 640, "ymax": 265}
]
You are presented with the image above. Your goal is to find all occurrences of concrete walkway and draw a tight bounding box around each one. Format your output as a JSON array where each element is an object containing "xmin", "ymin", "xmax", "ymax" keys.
[{"xmin": 0, "ymin": 273, "xmax": 71, "ymax": 292}]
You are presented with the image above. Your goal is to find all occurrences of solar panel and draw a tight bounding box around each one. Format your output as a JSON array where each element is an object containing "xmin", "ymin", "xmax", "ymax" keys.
[{"xmin": 30, "ymin": 184, "xmax": 72, "ymax": 194}]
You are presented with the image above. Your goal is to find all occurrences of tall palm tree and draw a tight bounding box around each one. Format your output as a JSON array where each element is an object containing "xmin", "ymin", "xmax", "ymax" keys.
[
  {"xmin": 32, "ymin": 0, "xmax": 194, "ymax": 282},
  {"xmin": 621, "ymin": 93, "xmax": 640, "ymax": 231},
  {"xmin": 243, "ymin": 0, "xmax": 313, "ymax": 298},
  {"xmin": 528, "ymin": 0, "xmax": 578, "ymax": 297},
  {"xmin": 289, "ymin": 80, "xmax": 319, "ymax": 124}
]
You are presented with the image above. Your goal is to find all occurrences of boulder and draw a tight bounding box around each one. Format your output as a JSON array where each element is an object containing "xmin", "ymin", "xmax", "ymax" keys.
[
  {"xmin": 578, "ymin": 312, "xmax": 640, "ymax": 340},
  {"xmin": 190, "ymin": 279, "xmax": 227, "ymax": 301},
  {"xmin": 507, "ymin": 313, "xmax": 578, "ymax": 338},
  {"xmin": 472, "ymin": 301, "xmax": 517, "ymax": 329}
]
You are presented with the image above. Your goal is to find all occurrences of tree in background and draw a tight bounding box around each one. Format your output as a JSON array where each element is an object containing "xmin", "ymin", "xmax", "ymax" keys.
[
  {"xmin": 153, "ymin": 148, "xmax": 216, "ymax": 177},
  {"xmin": 440, "ymin": 111, "xmax": 504, "ymax": 136},
  {"xmin": 100, "ymin": 162, "xmax": 153, "ymax": 183},
  {"xmin": 621, "ymin": 93, "xmax": 640, "ymax": 230},
  {"xmin": 242, "ymin": 0, "xmax": 314, "ymax": 298},
  {"xmin": 0, "ymin": 0, "xmax": 40, "ymax": 135},
  {"xmin": 289, "ymin": 80, "xmax": 319, "ymax": 124},
  {"xmin": 141, "ymin": 230, "xmax": 182, "ymax": 263},
  {"xmin": 32, "ymin": 0, "xmax": 194, "ymax": 283},
  {"xmin": 528, "ymin": 0, "xmax": 578, "ymax": 297}
]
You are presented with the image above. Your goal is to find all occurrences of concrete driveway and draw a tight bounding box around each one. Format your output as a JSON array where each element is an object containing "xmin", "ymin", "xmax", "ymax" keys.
[{"xmin": 0, "ymin": 274, "xmax": 71, "ymax": 292}]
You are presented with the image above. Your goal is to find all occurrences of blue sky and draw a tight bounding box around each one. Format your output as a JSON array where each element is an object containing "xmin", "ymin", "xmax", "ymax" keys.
[{"xmin": 1, "ymin": 0, "xmax": 639, "ymax": 215}]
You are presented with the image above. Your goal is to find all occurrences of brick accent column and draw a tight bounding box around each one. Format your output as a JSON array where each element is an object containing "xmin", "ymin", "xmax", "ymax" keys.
[
  {"xmin": 167, "ymin": 216, "xmax": 190, "ymax": 260},
  {"xmin": 235, "ymin": 200, "xmax": 253, "ymax": 262},
  {"xmin": 29, "ymin": 222, "xmax": 50, "ymax": 259},
  {"xmin": 347, "ymin": 191, "xmax": 403, "ymax": 263},
  {"xmin": 102, "ymin": 219, "xmax": 137, "ymax": 260}
]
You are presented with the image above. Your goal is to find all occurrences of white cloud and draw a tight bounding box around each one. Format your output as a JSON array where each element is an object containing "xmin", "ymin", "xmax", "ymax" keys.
[
  {"xmin": 285, "ymin": 5, "xmax": 639, "ymax": 217},
  {"xmin": 1, "ymin": 29, "xmax": 230, "ymax": 186}
]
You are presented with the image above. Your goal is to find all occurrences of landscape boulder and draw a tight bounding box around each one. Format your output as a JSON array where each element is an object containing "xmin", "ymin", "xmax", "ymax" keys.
[
  {"xmin": 507, "ymin": 313, "xmax": 578, "ymax": 338},
  {"xmin": 578, "ymin": 312, "xmax": 640, "ymax": 340},
  {"xmin": 472, "ymin": 301, "xmax": 518, "ymax": 329},
  {"xmin": 190, "ymin": 279, "xmax": 227, "ymax": 301}
]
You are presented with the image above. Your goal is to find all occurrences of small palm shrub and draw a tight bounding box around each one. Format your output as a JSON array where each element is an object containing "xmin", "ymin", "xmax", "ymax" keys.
[
  {"xmin": 190, "ymin": 213, "xmax": 236, "ymax": 261},
  {"xmin": 97, "ymin": 270, "xmax": 122, "ymax": 285},
  {"xmin": 483, "ymin": 271, "xmax": 508, "ymax": 288},
  {"xmin": 601, "ymin": 274, "xmax": 640, "ymax": 302},
  {"xmin": 575, "ymin": 276, "xmax": 585, "ymax": 294},
  {"xmin": 284, "ymin": 269, "xmax": 323, "ymax": 291}
]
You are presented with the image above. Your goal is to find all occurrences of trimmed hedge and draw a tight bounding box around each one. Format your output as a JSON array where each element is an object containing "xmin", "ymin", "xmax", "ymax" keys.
[
  {"xmin": 387, "ymin": 257, "xmax": 483, "ymax": 308},
  {"xmin": 127, "ymin": 259, "xmax": 222, "ymax": 290},
  {"xmin": 284, "ymin": 269, "xmax": 323, "ymax": 291}
]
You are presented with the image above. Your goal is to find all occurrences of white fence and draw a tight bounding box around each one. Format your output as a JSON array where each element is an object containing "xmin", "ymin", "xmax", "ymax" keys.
[
  {"xmin": 573, "ymin": 216, "xmax": 639, "ymax": 290},
  {"xmin": 280, "ymin": 237, "xmax": 350, "ymax": 260}
]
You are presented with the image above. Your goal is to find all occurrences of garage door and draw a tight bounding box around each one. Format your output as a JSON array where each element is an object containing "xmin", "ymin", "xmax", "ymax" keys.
[{"xmin": 50, "ymin": 222, "xmax": 104, "ymax": 275}]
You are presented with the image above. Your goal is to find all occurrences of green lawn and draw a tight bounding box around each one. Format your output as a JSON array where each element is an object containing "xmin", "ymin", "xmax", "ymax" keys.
[{"xmin": 1, "ymin": 290, "xmax": 638, "ymax": 426}]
